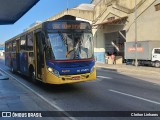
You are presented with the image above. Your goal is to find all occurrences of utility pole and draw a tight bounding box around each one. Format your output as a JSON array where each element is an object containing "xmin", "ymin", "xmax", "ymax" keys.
[
  {"xmin": 135, "ymin": 0, "xmax": 138, "ymax": 67},
  {"xmin": 66, "ymin": 0, "xmax": 69, "ymax": 14}
]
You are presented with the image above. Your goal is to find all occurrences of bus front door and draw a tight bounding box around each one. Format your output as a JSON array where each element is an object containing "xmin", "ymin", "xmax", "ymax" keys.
[{"xmin": 35, "ymin": 32, "xmax": 44, "ymax": 79}]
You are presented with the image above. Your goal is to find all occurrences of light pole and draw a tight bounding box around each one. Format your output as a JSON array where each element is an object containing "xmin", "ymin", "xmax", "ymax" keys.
[
  {"xmin": 67, "ymin": 0, "xmax": 68, "ymax": 9},
  {"xmin": 135, "ymin": 0, "xmax": 138, "ymax": 67}
]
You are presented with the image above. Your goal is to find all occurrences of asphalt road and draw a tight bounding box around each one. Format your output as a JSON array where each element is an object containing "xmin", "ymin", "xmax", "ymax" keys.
[{"xmin": 0, "ymin": 58, "xmax": 160, "ymax": 120}]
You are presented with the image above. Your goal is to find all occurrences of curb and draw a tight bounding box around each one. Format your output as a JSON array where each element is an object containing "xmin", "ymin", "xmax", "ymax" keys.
[
  {"xmin": 0, "ymin": 69, "xmax": 9, "ymax": 80},
  {"xmin": 96, "ymin": 65, "xmax": 160, "ymax": 75}
]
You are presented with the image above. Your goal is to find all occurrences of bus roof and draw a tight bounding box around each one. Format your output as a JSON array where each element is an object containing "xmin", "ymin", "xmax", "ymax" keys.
[{"xmin": 5, "ymin": 20, "xmax": 91, "ymax": 43}]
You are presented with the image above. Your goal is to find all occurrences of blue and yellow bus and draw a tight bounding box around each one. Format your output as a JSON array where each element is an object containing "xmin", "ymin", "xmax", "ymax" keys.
[{"xmin": 5, "ymin": 20, "xmax": 96, "ymax": 84}]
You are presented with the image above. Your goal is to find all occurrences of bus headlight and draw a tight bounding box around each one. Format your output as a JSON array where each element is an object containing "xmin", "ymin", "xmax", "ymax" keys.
[
  {"xmin": 48, "ymin": 67, "xmax": 53, "ymax": 72},
  {"xmin": 90, "ymin": 66, "xmax": 95, "ymax": 73},
  {"xmin": 48, "ymin": 67, "xmax": 60, "ymax": 77}
]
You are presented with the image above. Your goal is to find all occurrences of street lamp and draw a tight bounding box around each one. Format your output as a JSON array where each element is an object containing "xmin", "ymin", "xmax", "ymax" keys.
[
  {"xmin": 67, "ymin": 0, "xmax": 68, "ymax": 9},
  {"xmin": 135, "ymin": 0, "xmax": 138, "ymax": 67}
]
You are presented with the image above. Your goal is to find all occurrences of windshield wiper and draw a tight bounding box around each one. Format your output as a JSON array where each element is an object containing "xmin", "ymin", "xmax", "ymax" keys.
[{"xmin": 58, "ymin": 31, "xmax": 68, "ymax": 51}]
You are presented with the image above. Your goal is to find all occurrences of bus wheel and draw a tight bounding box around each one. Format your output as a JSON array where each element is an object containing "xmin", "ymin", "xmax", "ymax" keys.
[
  {"xmin": 30, "ymin": 70, "xmax": 36, "ymax": 83},
  {"xmin": 11, "ymin": 66, "xmax": 15, "ymax": 73}
]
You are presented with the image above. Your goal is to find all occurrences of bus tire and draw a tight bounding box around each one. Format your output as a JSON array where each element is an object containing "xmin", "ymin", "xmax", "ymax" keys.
[
  {"xmin": 31, "ymin": 70, "xmax": 37, "ymax": 83},
  {"xmin": 10, "ymin": 62, "xmax": 15, "ymax": 73},
  {"xmin": 29, "ymin": 67, "xmax": 37, "ymax": 83},
  {"xmin": 11, "ymin": 66, "xmax": 15, "ymax": 73}
]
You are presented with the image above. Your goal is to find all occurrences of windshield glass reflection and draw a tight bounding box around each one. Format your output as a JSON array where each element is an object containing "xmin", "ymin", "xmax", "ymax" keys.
[{"xmin": 47, "ymin": 32, "xmax": 93, "ymax": 60}]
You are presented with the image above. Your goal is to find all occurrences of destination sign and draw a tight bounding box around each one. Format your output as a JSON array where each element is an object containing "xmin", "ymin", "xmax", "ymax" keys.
[{"xmin": 47, "ymin": 22, "xmax": 91, "ymax": 30}]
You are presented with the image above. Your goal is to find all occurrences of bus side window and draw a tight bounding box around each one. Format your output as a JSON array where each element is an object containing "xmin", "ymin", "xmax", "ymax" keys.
[
  {"xmin": 9, "ymin": 42, "xmax": 12, "ymax": 52},
  {"xmin": 26, "ymin": 33, "xmax": 33, "ymax": 51},
  {"xmin": 20, "ymin": 36, "xmax": 26, "ymax": 51},
  {"xmin": 5, "ymin": 43, "xmax": 9, "ymax": 52},
  {"xmin": 12, "ymin": 40, "xmax": 16, "ymax": 52}
]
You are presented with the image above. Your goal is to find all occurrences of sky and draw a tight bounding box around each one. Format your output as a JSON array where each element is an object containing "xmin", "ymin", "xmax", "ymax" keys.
[{"xmin": 0, "ymin": 0, "xmax": 91, "ymax": 44}]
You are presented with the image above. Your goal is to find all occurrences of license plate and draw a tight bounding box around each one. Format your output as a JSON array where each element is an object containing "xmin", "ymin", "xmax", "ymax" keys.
[{"xmin": 72, "ymin": 76, "xmax": 80, "ymax": 80}]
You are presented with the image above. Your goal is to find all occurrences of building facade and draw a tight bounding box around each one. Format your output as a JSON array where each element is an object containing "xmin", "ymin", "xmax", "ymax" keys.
[
  {"xmin": 47, "ymin": 0, "xmax": 160, "ymax": 63},
  {"xmin": 92, "ymin": 0, "xmax": 160, "ymax": 63}
]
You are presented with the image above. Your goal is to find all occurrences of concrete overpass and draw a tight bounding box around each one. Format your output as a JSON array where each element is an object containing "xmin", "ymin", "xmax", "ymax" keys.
[{"xmin": 47, "ymin": 4, "xmax": 95, "ymax": 22}]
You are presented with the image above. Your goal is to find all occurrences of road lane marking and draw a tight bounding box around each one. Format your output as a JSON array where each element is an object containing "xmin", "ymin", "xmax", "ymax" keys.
[
  {"xmin": 0, "ymin": 68, "xmax": 77, "ymax": 120},
  {"xmin": 109, "ymin": 89, "xmax": 160, "ymax": 105},
  {"xmin": 97, "ymin": 76, "xmax": 112, "ymax": 79}
]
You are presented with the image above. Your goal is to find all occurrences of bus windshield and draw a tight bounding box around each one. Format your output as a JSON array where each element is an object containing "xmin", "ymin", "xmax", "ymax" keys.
[{"xmin": 47, "ymin": 32, "xmax": 93, "ymax": 60}]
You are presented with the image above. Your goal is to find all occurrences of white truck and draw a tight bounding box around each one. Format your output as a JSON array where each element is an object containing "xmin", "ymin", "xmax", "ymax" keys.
[{"xmin": 125, "ymin": 41, "xmax": 160, "ymax": 68}]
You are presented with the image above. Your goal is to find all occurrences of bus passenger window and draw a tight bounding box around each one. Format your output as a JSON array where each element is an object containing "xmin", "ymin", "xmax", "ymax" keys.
[
  {"xmin": 12, "ymin": 41, "xmax": 16, "ymax": 52},
  {"xmin": 5, "ymin": 43, "xmax": 9, "ymax": 52},
  {"xmin": 27, "ymin": 33, "xmax": 33, "ymax": 51},
  {"xmin": 20, "ymin": 36, "xmax": 26, "ymax": 51},
  {"xmin": 9, "ymin": 43, "xmax": 12, "ymax": 52}
]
